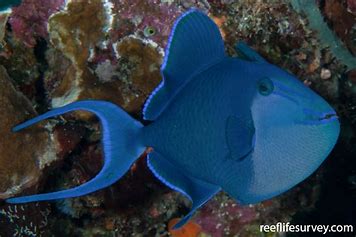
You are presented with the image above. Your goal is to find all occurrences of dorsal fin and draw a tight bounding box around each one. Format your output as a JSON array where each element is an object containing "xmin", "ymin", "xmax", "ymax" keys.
[
  {"xmin": 143, "ymin": 9, "xmax": 225, "ymax": 120},
  {"xmin": 235, "ymin": 42, "xmax": 267, "ymax": 63}
]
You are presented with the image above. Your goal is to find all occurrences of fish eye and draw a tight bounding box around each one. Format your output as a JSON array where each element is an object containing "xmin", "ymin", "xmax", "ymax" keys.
[
  {"xmin": 144, "ymin": 26, "xmax": 156, "ymax": 37},
  {"xmin": 257, "ymin": 77, "xmax": 274, "ymax": 96}
]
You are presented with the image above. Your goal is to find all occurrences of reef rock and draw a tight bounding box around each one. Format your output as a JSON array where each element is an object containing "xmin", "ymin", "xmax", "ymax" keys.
[
  {"xmin": 46, "ymin": 0, "xmax": 112, "ymax": 110},
  {"xmin": 43, "ymin": 0, "xmax": 163, "ymax": 117},
  {"xmin": 0, "ymin": 12, "xmax": 10, "ymax": 45},
  {"xmin": 0, "ymin": 66, "xmax": 57, "ymax": 199}
]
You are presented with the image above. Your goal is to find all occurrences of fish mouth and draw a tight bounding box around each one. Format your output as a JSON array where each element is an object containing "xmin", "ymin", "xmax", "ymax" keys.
[
  {"xmin": 318, "ymin": 112, "xmax": 338, "ymax": 122},
  {"xmin": 301, "ymin": 109, "xmax": 338, "ymax": 125}
]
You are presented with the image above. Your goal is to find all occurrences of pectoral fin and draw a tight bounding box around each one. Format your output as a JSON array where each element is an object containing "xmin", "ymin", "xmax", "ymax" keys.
[{"xmin": 225, "ymin": 114, "xmax": 255, "ymax": 161}]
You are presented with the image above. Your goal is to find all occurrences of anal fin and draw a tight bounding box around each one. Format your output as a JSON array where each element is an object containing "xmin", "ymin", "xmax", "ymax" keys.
[{"xmin": 147, "ymin": 151, "xmax": 220, "ymax": 229}]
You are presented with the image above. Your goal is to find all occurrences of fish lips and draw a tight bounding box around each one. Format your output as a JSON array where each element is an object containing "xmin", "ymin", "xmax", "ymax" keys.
[{"xmin": 300, "ymin": 109, "xmax": 339, "ymax": 125}]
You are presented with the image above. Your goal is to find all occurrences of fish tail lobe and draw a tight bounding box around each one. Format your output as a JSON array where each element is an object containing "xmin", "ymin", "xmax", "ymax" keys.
[{"xmin": 7, "ymin": 100, "xmax": 145, "ymax": 203}]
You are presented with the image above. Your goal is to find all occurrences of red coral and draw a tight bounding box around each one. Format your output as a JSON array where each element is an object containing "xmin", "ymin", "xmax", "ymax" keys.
[{"xmin": 9, "ymin": 0, "xmax": 65, "ymax": 47}]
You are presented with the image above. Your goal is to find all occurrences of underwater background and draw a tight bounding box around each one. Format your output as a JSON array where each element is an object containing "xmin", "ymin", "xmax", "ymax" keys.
[{"xmin": 0, "ymin": 0, "xmax": 355, "ymax": 236}]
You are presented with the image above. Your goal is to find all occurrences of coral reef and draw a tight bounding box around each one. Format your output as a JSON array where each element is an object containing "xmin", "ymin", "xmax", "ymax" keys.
[
  {"xmin": 168, "ymin": 218, "xmax": 202, "ymax": 237},
  {"xmin": 323, "ymin": 0, "xmax": 356, "ymax": 55},
  {"xmin": 348, "ymin": 0, "xmax": 356, "ymax": 13},
  {"xmin": 0, "ymin": 65, "xmax": 56, "ymax": 199},
  {"xmin": 46, "ymin": 0, "xmax": 110, "ymax": 109},
  {"xmin": 0, "ymin": 28, "xmax": 39, "ymax": 88},
  {"xmin": 290, "ymin": 0, "xmax": 356, "ymax": 70},
  {"xmin": 9, "ymin": 0, "xmax": 65, "ymax": 48},
  {"xmin": 0, "ymin": 0, "xmax": 355, "ymax": 236},
  {"xmin": 45, "ymin": 0, "xmax": 162, "ymax": 117},
  {"xmin": 110, "ymin": 0, "xmax": 183, "ymax": 47},
  {"xmin": 0, "ymin": 202, "xmax": 51, "ymax": 237},
  {"xmin": 0, "ymin": 12, "xmax": 10, "ymax": 45}
]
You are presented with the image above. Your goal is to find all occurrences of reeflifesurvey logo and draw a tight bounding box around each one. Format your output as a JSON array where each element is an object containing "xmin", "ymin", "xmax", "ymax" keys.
[{"xmin": 260, "ymin": 222, "xmax": 354, "ymax": 235}]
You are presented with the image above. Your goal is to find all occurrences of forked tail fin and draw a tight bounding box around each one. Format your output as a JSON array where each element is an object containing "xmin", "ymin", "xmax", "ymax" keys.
[{"xmin": 7, "ymin": 100, "xmax": 145, "ymax": 203}]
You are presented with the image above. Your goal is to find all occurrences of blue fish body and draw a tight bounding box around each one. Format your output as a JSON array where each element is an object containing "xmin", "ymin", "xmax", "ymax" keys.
[
  {"xmin": 6, "ymin": 9, "xmax": 340, "ymax": 229},
  {"xmin": 0, "ymin": 0, "xmax": 21, "ymax": 11}
]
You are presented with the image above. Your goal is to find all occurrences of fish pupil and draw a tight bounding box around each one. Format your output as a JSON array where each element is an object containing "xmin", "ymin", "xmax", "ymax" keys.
[
  {"xmin": 258, "ymin": 77, "xmax": 274, "ymax": 96},
  {"xmin": 260, "ymin": 84, "xmax": 268, "ymax": 92},
  {"xmin": 144, "ymin": 26, "xmax": 156, "ymax": 37}
]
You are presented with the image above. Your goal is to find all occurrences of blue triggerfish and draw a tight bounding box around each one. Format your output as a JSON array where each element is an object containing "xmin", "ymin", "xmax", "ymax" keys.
[
  {"xmin": 0, "ymin": 0, "xmax": 21, "ymax": 11},
  {"xmin": 6, "ymin": 9, "xmax": 340, "ymax": 229}
]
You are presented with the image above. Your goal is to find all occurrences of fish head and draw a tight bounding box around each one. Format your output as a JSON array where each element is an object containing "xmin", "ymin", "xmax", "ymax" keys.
[
  {"xmin": 251, "ymin": 64, "xmax": 339, "ymax": 127},
  {"xmin": 231, "ymin": 62, "xmax": 340, "ymax": 203}
]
